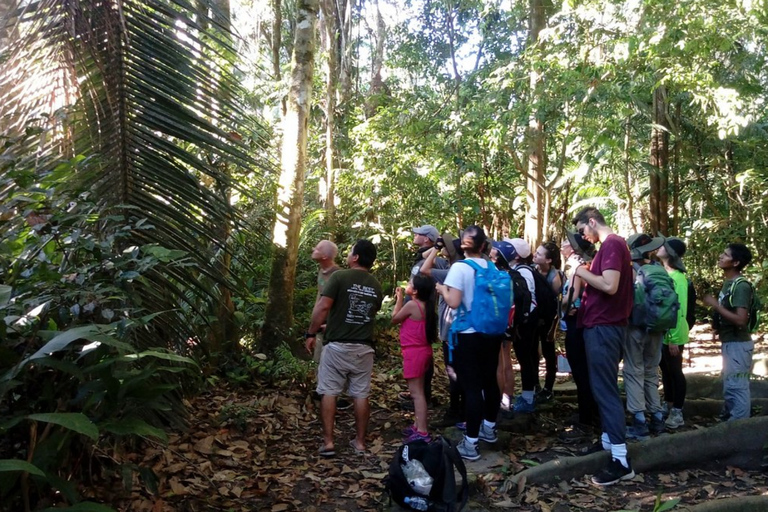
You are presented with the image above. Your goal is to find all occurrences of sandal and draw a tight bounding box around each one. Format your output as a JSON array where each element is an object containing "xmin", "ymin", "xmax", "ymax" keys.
[
  {"xmin": 318, "ymin": 445, "xmax": 336, "ymax": 458},
  {"xmin": 348, "ymin": 439, "xmax": 365, "ymax": 455}
]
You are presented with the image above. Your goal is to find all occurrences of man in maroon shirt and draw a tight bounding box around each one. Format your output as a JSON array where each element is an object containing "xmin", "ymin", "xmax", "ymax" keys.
[{"xmin": 572, "ymin": 207, "xmax": 634, "ymax": 486}]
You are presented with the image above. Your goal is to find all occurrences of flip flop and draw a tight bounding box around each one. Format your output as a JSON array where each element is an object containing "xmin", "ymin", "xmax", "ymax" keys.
[
  {"xmin": 348, "ymin": 439, "xmax": 365, "ymax": 455},
  {"xmin": 318, "ymin": 445, "xmax": 336, "ymax": 458}
]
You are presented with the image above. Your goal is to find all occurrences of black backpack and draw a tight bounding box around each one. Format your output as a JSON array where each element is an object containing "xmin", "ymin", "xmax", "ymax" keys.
[
  {"xmin": 507, "ymin": 268, "xmax": 533, "ymax": 327},
  {"xmin": 385, "ymin": 436, "xmax": 468, "ymax": 512},
  {"xmin": 522, "ymin": 265, "xmax": 558, "ymax": 329}
]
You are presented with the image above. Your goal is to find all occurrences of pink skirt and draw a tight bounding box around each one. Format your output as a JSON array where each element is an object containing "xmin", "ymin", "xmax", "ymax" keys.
[{"xmin": 402, "ymin": 345, "xmax": 433, "ymax": 380}]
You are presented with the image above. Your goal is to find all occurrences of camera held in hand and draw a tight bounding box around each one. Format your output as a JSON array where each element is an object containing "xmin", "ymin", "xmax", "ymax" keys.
[{"xmin": 435, "ymin": 237, "xmax": 445, "ymax": 250}]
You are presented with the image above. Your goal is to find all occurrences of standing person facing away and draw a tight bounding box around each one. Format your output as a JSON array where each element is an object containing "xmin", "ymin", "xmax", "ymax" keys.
[
  {"xmin": 393, "ymin": 274, "xmax": 437, "ymax": 442},
  {"xmin": 572, "ymin": 207, "xmax": 635, "ymax": 486},
  {"xmin": 657, "ymin": 237, "xmax": 689, "ymax": 429},
  {"xmin": 305, "ymin": 239, "xmax": 383, "ymax": 457},
  {"xmin": 703, "ymin": 243, "xmax": 756, "ymax": 422},
  {"xmin": 436, "ymin": 226, "xmax": 502, "ymax": 461}
]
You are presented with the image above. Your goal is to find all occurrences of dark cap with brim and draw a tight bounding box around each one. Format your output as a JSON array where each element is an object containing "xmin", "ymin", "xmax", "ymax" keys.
[
  {"xmin": 565, "ymin": 230, "xmax": 596, "ymax": 262},
  {"xmin": 663, "ymin": 237, "xmax": 687, "ymax": 272},
  {"xmin": 442, "ymin": 232, "xmax": 464, "ymax": 263},
  {"xmin": 628, "ymin": 233, "xmax": 665, "ymax": 261}
]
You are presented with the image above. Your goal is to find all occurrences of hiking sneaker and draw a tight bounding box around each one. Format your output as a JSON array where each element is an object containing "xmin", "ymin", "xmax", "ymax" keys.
[
  {"xmin": 402, "ymin": 424, "xmax": 417, "ymax": 436},
  {"xmin": 535, "ymin": 388, "xmax": 554, "ymax": 404},
  {"xmin": 591, "ymin": 458, "xmax": 635, "ymax": 486},
  {"xmin": 405, "ymin": 430, "xmax": 431, "ymax": 443},
  {"xmin": 455, "ymin": 421, "xmax": 467, "ymax": 431},
  {"xmin": 558, "ymin": 423, "xmax": 591, "ymax": 444},
  {"xmin": 478, "ymin": 424, "xmax": 498, "ymax": 444},
  {"xmin": 512, "ymin": 395, "xmax": 535, "ymax": 414},
  {"xmin": 625, "ymin": 418, "xmax": 649, "ymax": 440},
  {"xmin": 457, "ymin": 436, "xmax": 480, "ymax": 461},
  {"xmin": 649, "ymin": 415, "xmax": 665, "ymax": 434},
  {"xmin": 665, "ymin": 408, "xmax": 684, "ymax": 429}
]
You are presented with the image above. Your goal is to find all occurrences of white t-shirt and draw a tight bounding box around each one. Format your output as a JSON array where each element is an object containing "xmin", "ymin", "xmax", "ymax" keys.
[
  {"xmin": 444, "ymin": 257, "xmax": 488, "ymax": 333},
  {"xmin": 513, "ymin": 264, "xmax": 537, "ymax": 311}
]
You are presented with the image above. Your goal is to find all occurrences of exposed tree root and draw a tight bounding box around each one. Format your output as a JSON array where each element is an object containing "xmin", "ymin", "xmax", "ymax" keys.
[
  {"xmin": 680, "ymin": 496, "xmax": 768, "ymax": 511},
  {"xmin": 510, "ymin": 416, "xmax": 768, "ymax": 486}
]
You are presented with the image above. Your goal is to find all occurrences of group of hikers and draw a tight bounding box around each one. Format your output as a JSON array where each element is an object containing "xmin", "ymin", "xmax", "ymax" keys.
[{"xmin": 303, "ymin": 206, "xmax": 758, "ymax": 487}]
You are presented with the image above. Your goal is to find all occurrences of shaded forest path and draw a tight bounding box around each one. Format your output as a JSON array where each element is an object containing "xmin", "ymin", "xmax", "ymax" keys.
[{"xmin": 99, "ymin": 326, "xmax": 768, "ymax": 511}]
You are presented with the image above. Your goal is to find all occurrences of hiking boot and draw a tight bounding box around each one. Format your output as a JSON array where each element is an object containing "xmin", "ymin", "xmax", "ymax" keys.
[
  {"xmin": 402, "ymin": 424, "xmax": 417, "ymax": 436},
  {"xmin": 649, "ymin": 415, "xmax": 665, "ymax": 435},
  {"xmin": 591, "ymin": 458, "xmax": 635, "ymax": 486},
  {"xmin": 535, "ymin": 388, "xmax": 554, "ymax": 404},
  {"xmin": 457, "ymin": 436, "xmax": 480, "ymax": 461},
  {"xmin": 405, "ymin": 430, "xmax": 431, "ymax": 443},
  {"xmin": 455, "ymin": 421, "xmax": 467, "ymax": 431},
  {"xmin": 665, "ymin": 408, "xmax": 684, "ymax": 429},
  {"xmin": 478, "ymin": 424, "xmax": 498, "ymax": 444},
  {"xmin": 512, "ymin": 395, "xmax": 535, "ymax": 414},
  {"xmin": 337, "ymin": 398, "xmax": 352, "ymax": 410},
  {"xmin": 625, "ymin": 418, "xmax": 649, "ymax": 440}
]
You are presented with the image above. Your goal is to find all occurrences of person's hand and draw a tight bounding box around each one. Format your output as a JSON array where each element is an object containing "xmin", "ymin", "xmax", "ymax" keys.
[
  {"xmin": 703, "ymin": 294, "xmax": 718, "ymax": 308},
  {"xmin": 305, "ymin": 336, "xmax": 316, "ymax": 354},
  {"xmin": 668, "ymin": 344, "xmax": 680, "ymax": 357},
  {"xmin": 395, "ymin": 287, "xmax": 404, "ymax": 301},
  {"xmin": 319, "ymin": 323, "xmax": 326, "ymax": 333}
]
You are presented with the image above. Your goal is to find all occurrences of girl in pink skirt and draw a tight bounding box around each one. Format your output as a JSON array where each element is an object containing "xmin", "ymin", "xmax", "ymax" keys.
[{"xmin": 392, "ymin": 273, "xmax": 437, "ymax": 442}]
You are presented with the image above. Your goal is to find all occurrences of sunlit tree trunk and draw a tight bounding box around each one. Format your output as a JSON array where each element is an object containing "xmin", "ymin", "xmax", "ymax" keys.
[
  {"xmin": 262, "ymin": 0, "xmax": 319, "ymax": 354},
  {"xmin": 270, "ymin": 0, "xmax": 282, "ymax": 80},
  {"xmin": 650, "ymin": 85, "xmax": 669, "ymax": 234},
  {"xmin": 624, "ymin": 116, "xmax": 638, "ymax": 233},
  {"xmin": 524, "ymin": 0, "xmax": 546, "ymax": 249},
  {"xmin": 320, "ymin": 0, "xmax": 340, "ymax": 229}
]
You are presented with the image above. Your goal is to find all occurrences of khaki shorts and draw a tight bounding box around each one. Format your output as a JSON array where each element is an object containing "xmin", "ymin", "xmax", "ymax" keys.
[
  {"xmin": 317, "ymin": 342, "xmax": 374, "ymax": 399},
  {"xmin": 312, "ymin": 332, "xmax": 325, "ymax": 363}
]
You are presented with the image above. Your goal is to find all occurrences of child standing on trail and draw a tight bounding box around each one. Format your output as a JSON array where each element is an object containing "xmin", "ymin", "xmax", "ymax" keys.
[
  {"xmin": 703, "ymin": 243, "xmax": 756, "ymax": 422},
  {"xmin": 393, "ymin": 274, "xmax": 437, "ymax": 442}
]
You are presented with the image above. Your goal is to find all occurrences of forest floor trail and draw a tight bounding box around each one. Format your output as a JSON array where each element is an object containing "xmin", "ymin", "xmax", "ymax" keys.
[{"xmin": 94, "ymin": 325, "xmax": 768, "ymax": 511}]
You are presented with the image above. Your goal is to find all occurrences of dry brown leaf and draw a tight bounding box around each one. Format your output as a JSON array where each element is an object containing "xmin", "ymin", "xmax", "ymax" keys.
[
  {"xmin": 193, "ymin": 436, "xmax": 215, "ymax": 455},
  {"xmin": 168, "ymin": 477, "xmax": 187, "ymax": 496},
  {"xmin": 271, "ymin": 504, "xmax": 289, "ymax": 512}
]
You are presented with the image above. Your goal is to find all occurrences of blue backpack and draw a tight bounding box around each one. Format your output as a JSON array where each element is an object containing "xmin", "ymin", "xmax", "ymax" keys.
[{"xmin": 447, "ymin": 260, "xmax": 512, "ymax": 362}]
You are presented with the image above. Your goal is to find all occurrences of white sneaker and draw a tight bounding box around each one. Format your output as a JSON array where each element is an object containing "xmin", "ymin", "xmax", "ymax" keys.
[
  {"xmin": 665, "ymin": 408, "xmax": 684, "ymax": 429},
  {"xmin": 456, "ymin": 436, "xmax": 480, "ymax": 461},
  {"xmin": 478, "ymin": 423, "xmax": 497, "ymax": 443}
]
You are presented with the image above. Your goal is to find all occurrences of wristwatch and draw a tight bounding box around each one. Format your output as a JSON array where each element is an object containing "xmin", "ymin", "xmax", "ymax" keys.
[{"xmin": 305, "ymin": 332, "xmax": 317, "ymax": 339}]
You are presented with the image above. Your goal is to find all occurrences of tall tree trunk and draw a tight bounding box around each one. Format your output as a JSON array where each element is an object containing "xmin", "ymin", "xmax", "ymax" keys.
[
  {"xmin": 262, "ymin": 0, "xmax": 319, "ymax": 354},
  {"xmin": 650, "ymin": 86, "xmax": 669, "ymax": 234},
  {"xmin": 270, "ymin": 0, "xmax": 282, "ymax": 80},
  {"xmin": 524, "ymin": 0, "xmax": 546, "ymax": 249},
  {"xmin": 624, "ymin": 116, "xmax": 638, "ymax": 233},
  {"xmin": 320, "ymin": 0, "xmax": 339, "ymax": 229}
]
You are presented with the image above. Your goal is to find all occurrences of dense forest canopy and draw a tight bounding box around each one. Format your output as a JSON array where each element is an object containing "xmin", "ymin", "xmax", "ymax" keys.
[{"xmin": 0, "ymin": 0, "xmax": 766, "ymax": 508}]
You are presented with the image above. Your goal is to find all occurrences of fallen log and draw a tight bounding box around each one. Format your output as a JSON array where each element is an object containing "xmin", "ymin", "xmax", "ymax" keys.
[
  {"xmin": 510, "ymin": 416, "xmax": 768, "ymax": 486},
  {"xmin": 681, "ymin": 496, "xmax": 768, "ymax": 512}
]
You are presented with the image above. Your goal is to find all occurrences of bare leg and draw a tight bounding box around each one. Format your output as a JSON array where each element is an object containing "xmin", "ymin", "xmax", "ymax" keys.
[
  {"xmin": 320, "ymin": 394, "xmax": 337, "ymax": 451},
  {"xmin": 408, "ymin": 376, "xmax": 428, "ymax": 433},
  {"xmin": 351, "ymin": 397, "xmax": 369, "ymax": 450},
  {"xmin": 499, "ymin": 341, "xmax": 515, "ymax": 399}
]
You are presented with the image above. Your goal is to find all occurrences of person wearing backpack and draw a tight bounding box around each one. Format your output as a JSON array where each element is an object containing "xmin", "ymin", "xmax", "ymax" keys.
[
  {"xmin": 436, "ymin": 226, "xmax": 507, "ymax": 461},
  {"xmin": 657, "ymin": 237, "xmax": 689, "ymax": 429},
  {"xmin": 572, "ymin": 207, "xmax": 634, "ymax": 486},
  {"xmin": 624, "ymin": 233, "xmax": 669, "ymax": 439},
  {"xmin": 703, "ymin": 243, "xmax": 757, "ymax": 422},
  {"xmin": 533, "ymin": 242, "xmax": 564, "ymax": 403},
  {"xmin": 498, "ymin": 238, "xmax": 540, "ymax": 414}
]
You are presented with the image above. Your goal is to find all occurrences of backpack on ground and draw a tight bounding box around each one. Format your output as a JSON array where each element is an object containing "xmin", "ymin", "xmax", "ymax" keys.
[
  {"xmin": 720, "ymin": 277, "xmax": 762, "ymax": 334},
  {"xmin": 686, "ymin": 278, "xmax": 697, "ymax": 329},
  {"xmin": 523, "ymin": 265, "xmax": 558, "ymax": 329},
  {"xmin": 450, "ymin": 260, "xmax": 512, "ymax": 336},
  {"xmin": 385, "ymin": 436, "xmax": 469, "ymax": 512},
  {"xmin": 630, "ymin": 263, "xmax": 679, "ymax": 333},
  {"xmin": 507, "ymin": 268, "xmax": 533, "ymax": 328}
]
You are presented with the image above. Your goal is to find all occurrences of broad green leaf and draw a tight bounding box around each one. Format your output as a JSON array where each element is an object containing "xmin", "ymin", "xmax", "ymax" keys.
[
  {"xmin": 102, "ymin": 418, "xmax": 168, "ymax": 442},
  {"xmin": 27, "ymin": 413, "xmax": 99, "ymax": 441},
  {"xmin": 655, "ymin": 498, "xmax": 681, "ymax": 512},
  {"xmin": 0, "ymin": 459, "xmax": 45, "ymax": 477},
  {"xmin": 126, "ymin": 351, "xmax": 197, "ymax": 366}
]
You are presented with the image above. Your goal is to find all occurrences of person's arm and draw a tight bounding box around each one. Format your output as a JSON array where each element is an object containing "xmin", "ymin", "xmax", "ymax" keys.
[
  {"xmin": 305, "ymin": 296, "xmax": 333, "ymax": 353},
  {"xmin": 551, "ymin": 272, "xmax": 563, "ymax": 296},
  {"xmin": 703, "ymin": 295, "xmax": 749, "ymax": 327},
  {"xmin": 575, "ymin": 266, "xmax": 621, "ymax": 295},
  {"xmin": 392, "ymin": 288, "xmax": 416, "ymax": 324},
  {"xmin": 436, "ymin": 283, "xmax": 463, "ymax": 310},
  {"xmin": 419, "ymin": 247, "xmax": 440, "ymax": 276}
]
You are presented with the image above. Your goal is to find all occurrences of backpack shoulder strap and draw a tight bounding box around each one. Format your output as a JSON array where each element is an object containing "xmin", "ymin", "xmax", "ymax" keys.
[
  {"xmin": 458, "ymin": 259, "xmax": 481, "ymax": 272},
  {"xmin": 728, "ymin": 276, "xmax": 753, "ymax": 308},
  {"xmin": 439, "ymin": 437, "xmax": 468, "ymax": 512}
]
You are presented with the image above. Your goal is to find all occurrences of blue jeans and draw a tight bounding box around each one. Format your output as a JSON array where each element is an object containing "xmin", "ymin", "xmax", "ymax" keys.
[
  {"xmin": 584, "ymin": 325, "xmax": 627, "ymax": 445},
  {"xmin": 722, "ymin": 341, "xmax": 754, "ymax": 421}
]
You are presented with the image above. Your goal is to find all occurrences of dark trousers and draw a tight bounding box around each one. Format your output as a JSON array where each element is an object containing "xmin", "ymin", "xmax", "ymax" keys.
[
  {"xmin": 660, "ymin": 343, "xmax": 686, "ymax": 409},
  {"xmin": 584, "ymin": 325, "xmax": 627, "ymax": 445},
  {"xmin": 538, "ymin": 318, "xmax": 557, "ymax": 391},
  {"xmin": 564, "ymin": 315, "xmax": 600, "ymax": 426},
  {"xmin": 513, "ymin": 320, "xmax": 539, "ymax": 392},
  {"xmin": 453, "ymin": 332, "xmax": 502, "ymax": 438},
  {"xmin": 442, "ymin": 341, "xmax": 463, "ymax": 416}
]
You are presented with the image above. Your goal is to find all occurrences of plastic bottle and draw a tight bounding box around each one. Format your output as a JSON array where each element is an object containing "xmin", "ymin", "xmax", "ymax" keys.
[
  {"xmin": 401, "ymin": 459, "xmax": 433, "ymax": 495},
  {"xmin": 403, "ymin": 496, "xmax": 430, "ymax": 511}
]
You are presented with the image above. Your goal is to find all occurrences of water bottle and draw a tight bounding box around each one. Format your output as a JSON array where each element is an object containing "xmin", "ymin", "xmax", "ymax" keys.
[
  {"xmin": 401, "ymin": 459, "xmax": 433, "ymax": 494},
  {"xmin": 403, "ymin": 496, "xmax": 430, "ymax": 511}
]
